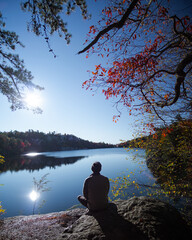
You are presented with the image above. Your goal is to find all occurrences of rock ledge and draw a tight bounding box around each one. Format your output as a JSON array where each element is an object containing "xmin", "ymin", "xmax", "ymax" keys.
[{"xmin": 0, "ymin": 197, "xmax": 191, "ymax": 240}]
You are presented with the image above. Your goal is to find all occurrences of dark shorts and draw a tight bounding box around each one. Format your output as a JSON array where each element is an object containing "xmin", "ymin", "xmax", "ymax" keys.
[{"xmin": 77, "ymin": 195, "xmax": 88, "ymax": 208}]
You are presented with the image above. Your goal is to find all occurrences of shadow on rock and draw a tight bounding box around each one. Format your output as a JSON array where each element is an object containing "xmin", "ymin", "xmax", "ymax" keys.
[
  {"xmin": 60, "ymin": 197, "xmax": 192, "ymax": 240},
  {"xmin": 90, "ymin": 203, "xmax": 147, "ymax": 240}
]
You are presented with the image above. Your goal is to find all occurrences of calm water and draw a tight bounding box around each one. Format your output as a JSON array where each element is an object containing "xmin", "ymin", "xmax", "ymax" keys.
[{"xmin": 0, "ymin": 148, "xmax": 156, "ymax": 217}]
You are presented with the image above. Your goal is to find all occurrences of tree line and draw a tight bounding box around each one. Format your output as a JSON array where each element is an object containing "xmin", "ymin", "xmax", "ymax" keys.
[{"xmin": 0, "ymin": 130, "xmax": 115, "ymax": 157}]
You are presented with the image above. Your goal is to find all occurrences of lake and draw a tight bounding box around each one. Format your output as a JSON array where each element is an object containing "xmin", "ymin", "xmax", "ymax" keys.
[{"xmin": 0, "ymin": 148, "xmax": 156, "ymax": 217}]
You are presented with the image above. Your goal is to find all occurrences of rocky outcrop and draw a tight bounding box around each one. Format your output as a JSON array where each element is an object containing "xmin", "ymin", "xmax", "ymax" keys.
[
  {"xmin": 60, "ymin": 196, "xmax": 192, "ymax": 240},
  {"xmin": 0, "ymin": 197, "xmax": 191, "ymax": 240}
]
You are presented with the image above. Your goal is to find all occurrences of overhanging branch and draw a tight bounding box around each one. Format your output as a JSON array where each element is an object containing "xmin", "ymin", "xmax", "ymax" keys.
[
  {"xmin": 78, "ymin": 0, "xmax": 139, "ymax": 54},
  {"xmin": 156, "ymin": 52, "xmax": 192, "ymax": 107},
  {"xmin": 0, "ymin": 64, "xmax": 21, "ymax": 95},
  {"xmin": 171, "ymin": 15, "xmax": 192, "ymax": 43}
]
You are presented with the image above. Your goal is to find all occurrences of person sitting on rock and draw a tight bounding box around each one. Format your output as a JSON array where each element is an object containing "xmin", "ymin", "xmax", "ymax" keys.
[{"xmin": 77, "ymin": 161, "xmax": 110, "ymax": 211}]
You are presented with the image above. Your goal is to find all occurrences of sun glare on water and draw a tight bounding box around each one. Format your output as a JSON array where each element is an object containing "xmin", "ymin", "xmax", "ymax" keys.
[
  {"xmin": 25, "ymin": 152, "xmax": 41, "ymax": 157},
  {"xmin": 29, "ymin": 190, "xmax": 39, "ymax": 201}
]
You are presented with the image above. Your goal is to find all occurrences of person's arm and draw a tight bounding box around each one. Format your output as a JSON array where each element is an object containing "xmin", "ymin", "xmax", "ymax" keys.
[{"xmin": 83, "ymin": 178, "xmax": 89, "ymax": 199}]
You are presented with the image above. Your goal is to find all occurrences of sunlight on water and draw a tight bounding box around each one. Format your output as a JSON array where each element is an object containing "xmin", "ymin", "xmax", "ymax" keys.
[
  {"xmin": 29, "ymin": 190, "xmax": 39, "ymax": 201},
  {"xmin": 25, "ymin": 152, "xmax": 41, "ymax": 157},
  {"xmin": 1, "ymin": 148, "xmax": 155, "ymax": 217}
]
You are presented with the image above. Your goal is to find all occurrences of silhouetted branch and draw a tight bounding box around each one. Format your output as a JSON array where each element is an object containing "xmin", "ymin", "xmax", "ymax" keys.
[
  {"xmin": 78, "ymin": 0, "xmax": 139, "ymax": 54},
  {"xmin": 156, "ymin": 52, "xmax": 192, "ymax": 107}
]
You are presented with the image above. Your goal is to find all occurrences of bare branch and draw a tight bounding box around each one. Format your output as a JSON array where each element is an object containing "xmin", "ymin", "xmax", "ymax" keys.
[
  {"xmin": 156, "ymin": 52, "xmax": 192, "ymax": 107},
  {"xmin": 78, "ymin": 0, "xmax": 139, "ymax": 54},
  {"xmin": 171, "ymin": 15, "xmax": 192, "ymax": 42},
  {"xmin": 141, "ymin": 88, "xmax": 166, "ymax": 124},
  {"xmin": 148, "ymin": 69, "xmax": 176, "ymax": 80}
]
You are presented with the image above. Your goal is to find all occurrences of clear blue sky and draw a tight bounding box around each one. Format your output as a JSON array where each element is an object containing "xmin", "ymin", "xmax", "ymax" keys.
[
  {"xmin": 0, "ymin": 0, "xmax": 191, "ymax": 144},
  {"xmin": 0, "ymin": 0, "xmax": 138, "ymax": 144}
]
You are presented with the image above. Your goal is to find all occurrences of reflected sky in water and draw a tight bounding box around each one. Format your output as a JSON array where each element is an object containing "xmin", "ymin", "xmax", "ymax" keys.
[{"xmin": 0, "ymin": 148, "xmax": 155, "ymax": 217}]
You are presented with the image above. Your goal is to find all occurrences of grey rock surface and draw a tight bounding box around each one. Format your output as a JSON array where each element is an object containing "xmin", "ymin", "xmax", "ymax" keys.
[
  {"xmin": 60, "ymin": 197, "xmax": 192, "ymax": 240},
  {"xmin": 0, "ymin": 197, "xmax": 191, "ymax": 240}
]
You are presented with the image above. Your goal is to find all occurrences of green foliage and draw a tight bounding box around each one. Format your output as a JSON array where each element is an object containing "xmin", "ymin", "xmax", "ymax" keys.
[
  {"xmin": 0, "ymin": 12, "xmax": 43, "ymax": 112},
  {"xmin": 0, "ymin": 132, "xmax": 31, "ymax": 156},
  {"xmin": 21, "ymin": 0, "xmax": 89, "ymax": 52}
]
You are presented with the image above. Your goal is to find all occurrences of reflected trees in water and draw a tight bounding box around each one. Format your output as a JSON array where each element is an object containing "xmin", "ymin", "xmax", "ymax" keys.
[{"xmin": 0, "ymin": 155, "xmax": 87, "ymax": 173}]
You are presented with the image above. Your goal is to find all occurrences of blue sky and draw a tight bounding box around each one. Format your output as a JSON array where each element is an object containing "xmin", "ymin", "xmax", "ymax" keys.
[
  {"xmin": 0, "ymin": 0, "xmax": 191, "ymax": 145},
  {"xmin": 0, "ymin": 0, "xmax": 137, "ymax": 144}
]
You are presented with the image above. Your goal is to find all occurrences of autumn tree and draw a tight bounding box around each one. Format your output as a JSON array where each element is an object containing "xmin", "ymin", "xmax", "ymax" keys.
[
  {"xmin": 79, "ymin": 0, "xmax": 192, "ymax": 127},
  {"xmin": 145, "ymin": 117, "xmax": 192, "ymax": 199}
]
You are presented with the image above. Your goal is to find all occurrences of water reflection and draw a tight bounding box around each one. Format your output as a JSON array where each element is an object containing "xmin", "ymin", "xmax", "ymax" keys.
[
  {"xmin": 0, "ymin": 148, "xmax": 154, "ymax": 217},
  {"xmin": 0, "ymin": 155, "xmax": 87, "ymax": 173}
]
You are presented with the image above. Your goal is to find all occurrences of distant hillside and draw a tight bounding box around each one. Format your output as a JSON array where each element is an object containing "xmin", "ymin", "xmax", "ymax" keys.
[{"xmin": 0, "ymin": 130, "xmax": 115, "ymax": 156}]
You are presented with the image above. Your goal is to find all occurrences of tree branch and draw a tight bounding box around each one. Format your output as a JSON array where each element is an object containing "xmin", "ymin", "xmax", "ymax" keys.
[
  {"xmin": 78, "ymin": 0, "xmax": 139, "ymax": 54},
  {"xmin": 171, "ymin": 15, "xmax": 192, "ymax": 42},
  {"xmin": 0, "ymin": 64, "xmax": 21, "ymax": 95},
  {"xmin": 156, "ymin": 52, "xmax": 192, "ymax": 107}
]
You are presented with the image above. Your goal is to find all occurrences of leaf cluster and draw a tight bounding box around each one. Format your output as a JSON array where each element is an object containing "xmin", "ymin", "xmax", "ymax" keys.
[{"xmin": 21, "ymin": 0, "xmax": 89, "ymax": 45}]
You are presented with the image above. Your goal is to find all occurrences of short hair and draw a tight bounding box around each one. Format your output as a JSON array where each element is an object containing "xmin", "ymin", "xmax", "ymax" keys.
[{"xmin": 91, "ymin": 162, "xmax": 102, "ymax": 173}]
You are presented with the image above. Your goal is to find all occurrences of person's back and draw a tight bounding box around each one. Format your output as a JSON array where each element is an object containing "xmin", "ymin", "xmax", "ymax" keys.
[
  {"xmin": 84, "ymin": 173, "xmax": 109, "ymax": 211},
  {"xmin": 78, "ymin": 162, "xmax": 110, "ymax": 211}
]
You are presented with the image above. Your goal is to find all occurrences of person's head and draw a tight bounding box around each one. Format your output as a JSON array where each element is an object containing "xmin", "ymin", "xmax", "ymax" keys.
[{"xmin": 91, "ymin": 162, "xmax": 102, "ymax": 174}]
